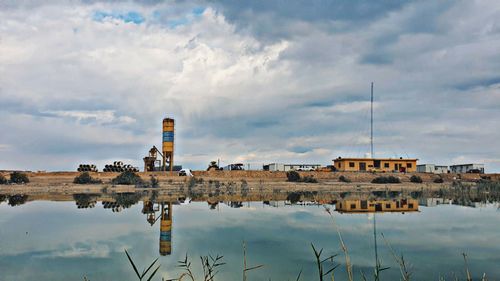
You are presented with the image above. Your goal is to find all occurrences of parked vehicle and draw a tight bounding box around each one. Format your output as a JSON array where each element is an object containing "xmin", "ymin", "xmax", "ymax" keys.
[{"xmin": 179, "ymin": 169, "xmax": 193, "ymax": 176}]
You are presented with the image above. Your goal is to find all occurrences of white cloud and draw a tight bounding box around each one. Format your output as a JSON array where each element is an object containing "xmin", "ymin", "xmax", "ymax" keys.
[{"xmin": 0, "ymin": 1, "xmax": 499, "ymax": 171}]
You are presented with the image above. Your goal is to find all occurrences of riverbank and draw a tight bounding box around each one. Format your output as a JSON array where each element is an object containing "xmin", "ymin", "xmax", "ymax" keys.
[{"xmin": 0, "ymin": 170, "xmax": 496, "ymax": 199}]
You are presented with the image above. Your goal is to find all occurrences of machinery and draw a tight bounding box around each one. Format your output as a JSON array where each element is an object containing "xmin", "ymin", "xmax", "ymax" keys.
[
  {"xmin": 162, "ymin": 118, "xmax": 175, "ymax": 172},
  {"xmin": 143, "ymin": 146, "xmax": 163, "ymax": 172},
  {"xmin": 207, "ymin": 161, "xmax": 221, "ymax": 171}
]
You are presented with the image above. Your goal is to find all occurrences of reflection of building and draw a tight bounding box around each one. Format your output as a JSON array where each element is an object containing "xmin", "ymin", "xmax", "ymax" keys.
[
  {"xmin": 333, "ymin": 157, "xmax": 417, "ymax": 172},
  {"xmin": 419, "ymin": 198, "xmax": 450, "ymax": 207},
  {"xmin": 335, "ymin": 199, "xmax": 418, "ymax": 213},
  {"xmin": 159, "ymin": 202, "xmax": 173, "ymax": 256}
]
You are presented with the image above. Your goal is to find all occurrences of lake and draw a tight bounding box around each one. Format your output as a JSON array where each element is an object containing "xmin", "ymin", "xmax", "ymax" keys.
[{"xmin": 0, "ymin": 195, "xmax": 499, "ymax": 280}]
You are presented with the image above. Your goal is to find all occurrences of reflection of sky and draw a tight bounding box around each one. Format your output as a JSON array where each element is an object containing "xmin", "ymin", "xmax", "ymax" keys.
[{"xmin": 0, "ymin": 202, "xmax": 499, "ymax": 280}]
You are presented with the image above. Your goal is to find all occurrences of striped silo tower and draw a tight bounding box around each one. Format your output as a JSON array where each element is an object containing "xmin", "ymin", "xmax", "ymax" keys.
[
  {"xmin": 159, "ymin": 202, "xmax": 172, "ymax": 256},
  {"xmin": 162, "ymin": 118, "xmax": 175, "ymax": 172}
]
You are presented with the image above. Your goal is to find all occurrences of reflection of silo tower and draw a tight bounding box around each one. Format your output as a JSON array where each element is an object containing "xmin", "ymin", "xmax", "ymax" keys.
[
  {"xmin": 159, "ymin": 202, "xmax": 172, "ymax": 256},
  {"xmin": 162, "ymin": 118, "xmax": 175, "ymax": 172}
]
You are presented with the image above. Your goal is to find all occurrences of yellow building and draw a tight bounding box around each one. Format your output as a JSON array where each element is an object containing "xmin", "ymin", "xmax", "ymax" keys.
[
  {"xmin": 333, "ymin": 157, "xmax": 417, "ymax": 172},
  {"xmin": 336, "ymin": 199, "xmax": 419, "ymax": 213}
]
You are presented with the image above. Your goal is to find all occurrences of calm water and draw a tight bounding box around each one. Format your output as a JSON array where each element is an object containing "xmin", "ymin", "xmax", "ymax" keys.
[{"xmin": 0, "ymin": 199, "xmax": 499, "ymax": 280}]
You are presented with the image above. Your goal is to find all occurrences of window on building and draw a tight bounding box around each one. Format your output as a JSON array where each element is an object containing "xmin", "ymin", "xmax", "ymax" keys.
[
  {"xmin": 350, "ymin": 204, "xmax": 356, "ymax": 209},
  {"xmin": 386, "ymin": 203, "xmax": 391, "ymax": 208},
  {"xmin": 361, "ymin": 200, "xmax": 368, "ymax": 209},
  {"xmin": 349, "ymin": 162, "xmax": 355, "ymax": 168},
  {"xmin": 409, "ymin": 203, "xmax": 414, "ymax": 209},
  {"xmin": 407, "ymin": 163, "xmax": 412, "ymax": 168},
  {"xmin": 384, "ymin": 163, "xmax": 389, "ymax": 168}
]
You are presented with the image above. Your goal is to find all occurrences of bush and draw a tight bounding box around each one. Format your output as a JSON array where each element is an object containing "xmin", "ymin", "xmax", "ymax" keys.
[
  {"xmin": 410, "ymin": 175, "xmax": 423, "ymax": 183},
  {"xmin": 301, "ymin": 175, "xmax": 318, "ymax": 183},
  {"xmin": 0, "ymin": 174, "xmax": 7, "ymax": 184},
  {"xmin": 286, "ymin": 171, "xmax": 318, "ymax": 183},
  {"xmin": 286, "ymin": 171, "xmax": 301, "ymax": 182},
  {"xmin": 371, "ymin": 176, "xmax": 401, "ymax": 184},
  {"xmin": 150, "ymin": 176, "xmax": 159, "ymax": 188},
  {"xmin": 9, "ymin": 172, "xmax": 29, "ymax": 184},
  {"xmin": 8, "ymin": 194, "xmax": 28, "ymax": 206},
  {"xmin": 434, "ymin": 177, "xmax": 444, "ymax": 183},
  {"xmin": 73, "ymin": 172, "xmax": 102, "ymax": 184},
  {"xmin": 339, "ymin": 175, "xmax": 351, "ymax": 183},
  {"xmin": 112, "ymin": 171, "xmax": 143, "ymax": 185}
]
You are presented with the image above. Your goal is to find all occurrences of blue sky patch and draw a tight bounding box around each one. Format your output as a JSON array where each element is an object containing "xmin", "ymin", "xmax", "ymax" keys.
[{"xmin": 92, "ymin": 10, "xmax": 145, "ymax": 24}]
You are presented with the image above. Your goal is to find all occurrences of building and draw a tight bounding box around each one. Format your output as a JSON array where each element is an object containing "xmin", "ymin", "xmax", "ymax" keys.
[
  {"xmin": 222, "ymin": 163, "xmax": 245, "ymax": 171},
  {"xmin": 450, "ymin": 164, "xmax": 485, "ymax": 174},
  {"xmin": 417, "ymin": 164, "xmax": 449, "ymax": 174},
  {"xmin": 263, "ymin": 163, "xmax": 322, "ymax": 172},
  {"xmin": 333, "ymin": 157, "xmax": 417, "ymax": 172},
  {"xmin": 335, "ymin": 199, "xmax": 419, "ymax": 213}
]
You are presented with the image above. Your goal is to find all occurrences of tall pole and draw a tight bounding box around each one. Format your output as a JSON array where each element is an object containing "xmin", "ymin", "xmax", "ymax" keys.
[{"xmin": 371, "ymin": 82, "xmax": 374, "ymax": 158}]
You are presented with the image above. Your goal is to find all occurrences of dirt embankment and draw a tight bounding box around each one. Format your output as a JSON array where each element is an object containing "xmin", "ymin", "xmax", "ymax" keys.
[{"xmin": 0, "ymin": 170, "xmax": 497, "ymax": 196}]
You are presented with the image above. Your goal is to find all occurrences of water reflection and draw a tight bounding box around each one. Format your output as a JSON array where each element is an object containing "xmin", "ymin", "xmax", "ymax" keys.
[
  {"xmin": 336, "ymin": 198, "xmax": 419, "ymax": 213},
  {"xmin": 1, "ymin": 186, "xmax": 500, "ymax": 280}
]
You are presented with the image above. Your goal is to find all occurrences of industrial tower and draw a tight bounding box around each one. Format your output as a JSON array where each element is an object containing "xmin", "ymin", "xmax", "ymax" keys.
[
  {"xmin": 159, "ymin": 202, "xmax": 173, "ymax": 256},
  {"xmin": 162, "ymin": 118, "xmax": 174, "ymax": 172}
]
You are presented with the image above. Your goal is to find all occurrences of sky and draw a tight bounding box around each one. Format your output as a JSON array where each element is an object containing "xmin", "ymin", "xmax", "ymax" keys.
[{"xmin": 0, "ymin": 0, "xmax": 499, "ymax": 172}]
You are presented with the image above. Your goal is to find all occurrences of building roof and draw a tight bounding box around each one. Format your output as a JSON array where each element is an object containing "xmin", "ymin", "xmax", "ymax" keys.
[
  {"xmin": 333, "ymin": 157, "xmax": 418, "ymax": 161},
  {"xmin": 450, "ymin": 163, "xmax": 484, "ymax": 167},
  {"xmin": 266, "ymin": 163, "xmax": 322, "ymax": 166}
]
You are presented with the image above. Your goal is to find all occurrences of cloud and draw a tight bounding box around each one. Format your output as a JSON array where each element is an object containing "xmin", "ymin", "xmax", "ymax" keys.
[
  {"xmin": 0, "ymin": 0, "xmax": 499, "ymax": 171},
  {"xmin": 42, "ymin": 110, "xmax": 136, "ymax": 125}
]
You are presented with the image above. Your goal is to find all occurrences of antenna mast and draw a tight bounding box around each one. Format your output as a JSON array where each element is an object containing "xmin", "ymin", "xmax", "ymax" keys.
[{"xmin": 370, "ymin": 82, "xmax": 374, "ymax": 158}]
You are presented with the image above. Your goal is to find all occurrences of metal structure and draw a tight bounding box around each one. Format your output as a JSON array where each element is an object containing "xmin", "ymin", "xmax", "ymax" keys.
[
  {"xmin": 103, "ymin": 161, "xmax": 139, "ymax": 172},
  {"xmin": 162, "ymin": 118, "xmax": 175, "ymax": 172},
  {"xmin": 143, "ymin": 146, "xmax": 163, "ymax": 172},
  {"xmin": 370, "ymin": 82, "xmax": 374, "ymax": 158},
  {"xmin": 77, "ymin": 164, "xmax": 97, "ymax": 172}
]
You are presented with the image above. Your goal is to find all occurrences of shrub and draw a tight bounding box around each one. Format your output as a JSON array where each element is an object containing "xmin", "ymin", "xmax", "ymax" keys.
[
  {"xmin": 339, "ymin": 175, "xmax": 351, "ymax": 183},
  {"xmin": 301, "ymin": 175, "xmax": 318, "ymax": 183},
  {"xmin": 9, "ymin": 172, "xmax": 29, "ymax": 184},
  {"xmin": 371, "ymin": 176, "xmax": 401, "ymax": 184},
  {"xmin": 73, "ymin": 172, "xmax": 102, "ymax": 184},
  {"xmin": 286, "ymin": 171, "xmax": 301, "ymax": 182},
  {"xmin": 0, "ymin": 174, "xmax": 7, "ymax": 184},
  {"xmin": 8, "ymin": 194, "xmax": 28, "ymax": 206},
  {"xmin": 112, "ymin": 171, "xmax": 143, "ymax": 185},
  {"xmin": 150, "ymin": 176, "xmax": 159, "ymax": 188},
  {"xmin": 410, "ymin": 175, "xmax": 423, "ymax": 183},
  {"xmin": 434, "ymin": 177, "xmax": 444, "ymax": 183},
  {"xmin": 112, "ymin": 192, "xmax": 141, "ymax": 208}
]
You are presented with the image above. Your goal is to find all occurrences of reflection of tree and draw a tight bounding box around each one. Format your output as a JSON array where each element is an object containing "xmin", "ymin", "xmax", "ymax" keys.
[
  {"xmin": 8, "ymin": 194, "xmax": 28, "ymax": 206},
  {"xmin": 73, "ymin": 193, "xmax": 99, "ymax": 209},
  {"xmin": 0, "ymin": 194, "xmax": 6, "ymax": 205},
  {"xmin": 112, "ymin": 192, "xmax": 142, "ymax": 208}
]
